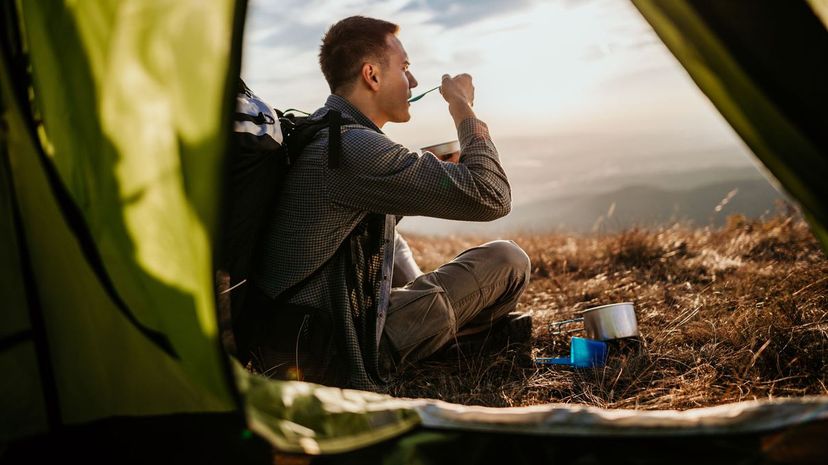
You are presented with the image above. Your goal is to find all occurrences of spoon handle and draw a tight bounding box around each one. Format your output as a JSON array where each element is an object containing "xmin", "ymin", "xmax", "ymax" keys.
[{"xmin": 408, "ymin": 85, "xmax": 440, "ymax": 103}]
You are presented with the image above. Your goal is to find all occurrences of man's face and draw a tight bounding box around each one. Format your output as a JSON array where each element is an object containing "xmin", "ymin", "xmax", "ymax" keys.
[{"xmin": 376, "ymin": 34, "xmax": 418, "ymax": 124}]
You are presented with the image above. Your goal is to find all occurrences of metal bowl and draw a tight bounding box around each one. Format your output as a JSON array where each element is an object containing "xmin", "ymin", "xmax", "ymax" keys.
[
  {"xmin": 420, "ymin": 140, "xmax": 460, "ymax": 157},
  {"xmin": 579, "ymin": 302, "xmax": 639, "ymax": 341}
]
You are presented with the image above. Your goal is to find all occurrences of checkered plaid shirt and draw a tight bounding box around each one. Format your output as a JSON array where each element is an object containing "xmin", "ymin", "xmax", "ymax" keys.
[{"xmin": 252, "ymin": 94, "xmax": 510, "ymax": 389}]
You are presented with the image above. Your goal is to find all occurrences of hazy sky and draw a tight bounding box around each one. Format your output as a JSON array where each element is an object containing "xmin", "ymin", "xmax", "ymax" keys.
[
  {"xmin": 241, "ymin": 0, "xmax": 760, "ymax": 212},
  {"xmin": 243, "ymin": 0, "xmax": 749, "ymax": 144}
]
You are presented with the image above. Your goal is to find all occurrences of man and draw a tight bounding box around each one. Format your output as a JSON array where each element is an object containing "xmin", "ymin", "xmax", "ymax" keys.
[{"xmin": 238, "ymin": 16, "xmax": 532, "ymax": 390}]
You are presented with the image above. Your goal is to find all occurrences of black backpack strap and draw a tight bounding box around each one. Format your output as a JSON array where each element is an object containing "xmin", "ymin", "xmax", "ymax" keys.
[
  {"xmin": 327, "ymin": 110, "xmax": 342, "ymax": 169},
  {"xmin": 235, "ymin": 111, "xmax": 275, "ymax": 125},
  {"xmin": 280, "ymin": 109, "xmax": 354, "ymax": 169}
]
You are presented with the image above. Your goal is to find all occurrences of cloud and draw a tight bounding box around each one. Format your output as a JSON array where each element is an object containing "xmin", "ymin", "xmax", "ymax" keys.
[
  {"xmin": 254, "ymin": 20, "xmax": 327, "ymax": 52},
  {"xmin": 245, "ymin": 1, "xmax": 329, "ymax": 52},
  {"xmin": 561, "ymin": 0, "xmax": 601, "ymax": 7},
  {"xmin": 401, "ymin": 0, "xmax": 538, "ymax": 28},
  {"xmin": 245, "ymin": 0, "xmax": 423, "ymax": 53}
]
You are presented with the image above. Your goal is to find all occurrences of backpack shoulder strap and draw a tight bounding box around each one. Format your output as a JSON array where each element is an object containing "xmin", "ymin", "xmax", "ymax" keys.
[
  {"xmin": 327, "ymin": 110, "xmax": 343, "ymax": 169},
  {"xmin": 279, "ymin": 109, "xmax": 356, "ymax": 169},
  {"xmin": 323, "ymin": 109, "xmax": 360, "ymax": 168}
]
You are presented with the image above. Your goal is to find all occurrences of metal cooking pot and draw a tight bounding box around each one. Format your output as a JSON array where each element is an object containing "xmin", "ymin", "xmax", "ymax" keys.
[{"xmin": 550, "ymin": 302, "xmax": 639, "ymax": 341}]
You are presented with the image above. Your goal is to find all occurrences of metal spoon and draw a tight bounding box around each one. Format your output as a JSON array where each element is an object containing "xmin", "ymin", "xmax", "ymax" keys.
[{"xmin": 408, "ymin": 85, "xmax": 440, "ymax": 103}]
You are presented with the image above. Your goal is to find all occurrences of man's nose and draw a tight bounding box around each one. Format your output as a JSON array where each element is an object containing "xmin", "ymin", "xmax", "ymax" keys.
[{"xmin": 407, "ymin": 71, "xmax": 418, "ymax": 89}]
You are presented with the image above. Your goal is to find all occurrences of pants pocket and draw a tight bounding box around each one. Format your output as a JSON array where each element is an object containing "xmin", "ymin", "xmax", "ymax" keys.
[{"xmin": 385, "ymin": 285, "xmax": 455, "ymax": 362}]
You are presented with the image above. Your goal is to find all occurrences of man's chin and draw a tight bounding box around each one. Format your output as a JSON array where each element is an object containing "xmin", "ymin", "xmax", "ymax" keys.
[{"xmin": 392, "ymin": 111, "xmax": 412, "ymax": 123}]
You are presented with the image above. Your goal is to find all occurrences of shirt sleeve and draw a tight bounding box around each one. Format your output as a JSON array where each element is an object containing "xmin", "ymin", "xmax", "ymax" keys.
[{"xmin": 325, "ymin": 118, "xmax": 511, "ymax": 220}]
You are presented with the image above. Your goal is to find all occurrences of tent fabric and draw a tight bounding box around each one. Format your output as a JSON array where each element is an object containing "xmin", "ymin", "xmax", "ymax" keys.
[
  {"xmin": 15, "ymin": 0, "xmax": 238, "ymax": 399},
  {"xmin": 0, "ymin": 0, "xmax": 244, "ymax": 438},
  {"xmin": 631, "ymin": 0, "xmax": 828, "ymax": 251},
  {"xmin": 0, "ymin": 122, "xmax": 48, "ymax": 439},
  {"xmin": 413, "ymin": 396, "xmax": 828, "ymax": 437},
  {"xmin": 236, "ymin": 362, "xmax": 421, "ymax": 454}
]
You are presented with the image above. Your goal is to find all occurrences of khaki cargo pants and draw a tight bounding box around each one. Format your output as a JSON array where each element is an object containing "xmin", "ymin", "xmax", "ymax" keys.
[{"xmin": 381, "ymin": 239, "xmax": 531, "ymax": 367}]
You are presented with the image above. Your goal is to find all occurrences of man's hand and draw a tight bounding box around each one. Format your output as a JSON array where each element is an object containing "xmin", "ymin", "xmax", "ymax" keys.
[
  {"xmin": 440, "ymin": 73, "xmax": 474, "ymax": 107},
  {"xmin": 440, "ymin": 73, "xmax": 476, "ymax": 127}
]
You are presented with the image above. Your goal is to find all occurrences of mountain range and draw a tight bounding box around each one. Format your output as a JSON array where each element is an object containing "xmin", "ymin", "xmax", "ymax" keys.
[{"xmin": 398, "ymin": 165, "xmax": 788, "ymax": 235}]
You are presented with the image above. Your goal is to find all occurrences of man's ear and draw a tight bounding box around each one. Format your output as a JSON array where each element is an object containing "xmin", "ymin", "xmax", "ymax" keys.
[{"xmin": 361, "ymin": 62, "xmax": 381, "ymax": 91}]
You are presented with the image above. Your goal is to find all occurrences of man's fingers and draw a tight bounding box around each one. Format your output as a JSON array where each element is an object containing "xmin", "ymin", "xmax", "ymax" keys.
[
  {"xmin": 440, "ymin": 74, "xmax": 450, "ymax": 96},
  {"xmin": 440, "ymin": 73, "xmax": 475, "ymax": 106}
]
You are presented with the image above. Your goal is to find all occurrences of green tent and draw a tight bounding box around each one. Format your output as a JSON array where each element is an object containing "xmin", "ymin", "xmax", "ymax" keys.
[{"xmin": 1, "ymin": 1, "xmax": 826, "ymax": 463}]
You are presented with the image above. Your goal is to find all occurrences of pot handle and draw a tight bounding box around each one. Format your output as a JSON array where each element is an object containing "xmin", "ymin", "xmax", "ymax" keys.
[
  {"xmin": 548, "ymin": 317, "xmax": 584, "ymax": 335},
  {"xmin": 534, "ymin": 357, "xmax": 572, "ymax": 366}
]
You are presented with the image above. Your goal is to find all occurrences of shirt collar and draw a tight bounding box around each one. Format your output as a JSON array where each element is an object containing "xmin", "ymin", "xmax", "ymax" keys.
[{"xmin": 323, "ymin": 94, "xmax": 383, "ymax": 134}]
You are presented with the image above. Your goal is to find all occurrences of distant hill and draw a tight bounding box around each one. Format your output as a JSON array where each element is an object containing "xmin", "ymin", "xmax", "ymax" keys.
[
  {"xmin": 508, "ymin": 178, "xmax": 786, "ymax": 232},
  {"xmin": 398, "ymin": 170, "xmax": 787, "ymax": 235}
]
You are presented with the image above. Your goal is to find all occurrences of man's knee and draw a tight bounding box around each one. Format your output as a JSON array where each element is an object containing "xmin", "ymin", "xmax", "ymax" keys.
[{"xmin": 482, "ymin": 240, "xmax": 531, "ymax": 280}]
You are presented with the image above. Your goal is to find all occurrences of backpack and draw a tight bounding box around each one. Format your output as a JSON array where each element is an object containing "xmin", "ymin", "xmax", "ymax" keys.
[{"xmin": 215, "ymin": 79, "xmax": 351, "ymax": 356}]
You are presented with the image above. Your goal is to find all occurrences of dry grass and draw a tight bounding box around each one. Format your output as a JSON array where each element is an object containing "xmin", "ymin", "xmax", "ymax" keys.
[{"xmin": 386, "ymin": 210, "xmax": 828, "ymax": 410}]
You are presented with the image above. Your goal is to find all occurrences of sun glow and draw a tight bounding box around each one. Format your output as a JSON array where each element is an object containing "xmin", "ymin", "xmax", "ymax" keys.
[
  {"xmin": 469, "ymin": 2, "xmax": 616, "ymax": 112},
  {"xmin": 387, "ymin": 0, "xmax": 664, "ymax": 145}
]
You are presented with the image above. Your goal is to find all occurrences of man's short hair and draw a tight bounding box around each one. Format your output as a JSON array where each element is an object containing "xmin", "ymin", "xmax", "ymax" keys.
[{"xmin": 319, "ymin": 16, "xmax": 400, "ymax": 94}]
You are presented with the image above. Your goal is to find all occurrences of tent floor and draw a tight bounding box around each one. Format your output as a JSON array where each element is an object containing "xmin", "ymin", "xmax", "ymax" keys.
[
  {"xmin": 315, "ymin": 421, "xmax": 828, "ymax": 465},
  {"xmin": 3, "ymin": 417, "xmax": 826, "ymax": 464},
  {"xmin": 0, "ymin": 413, "xmax": 271, "ymax": 465}
]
